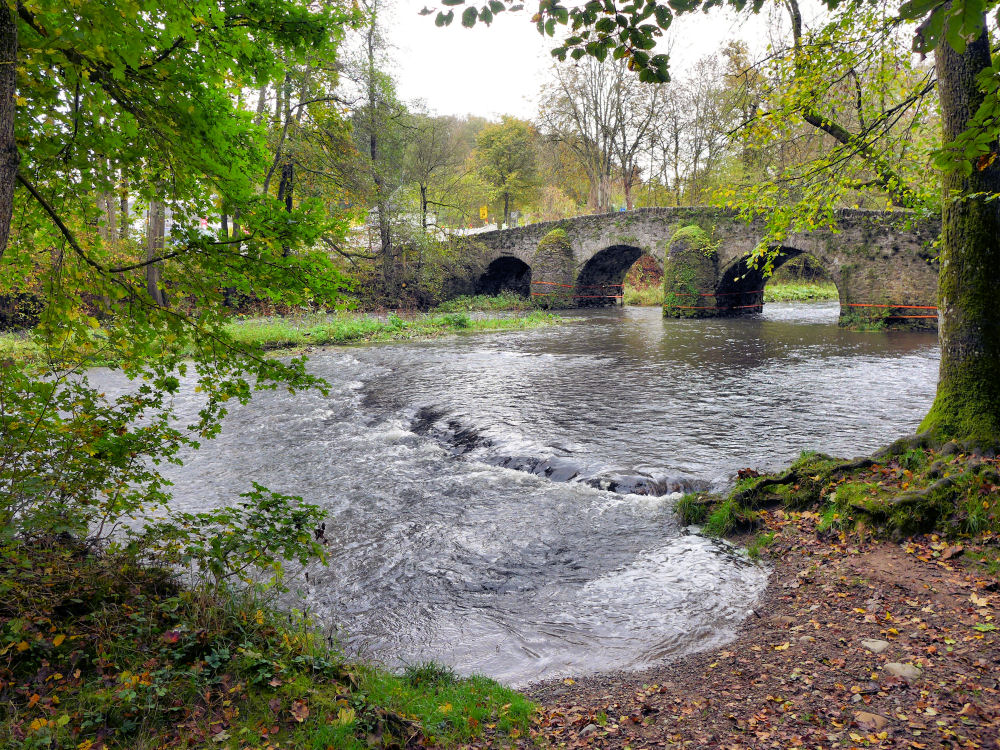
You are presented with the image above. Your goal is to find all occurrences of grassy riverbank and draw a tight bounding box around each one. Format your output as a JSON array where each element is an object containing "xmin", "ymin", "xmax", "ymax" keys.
[
  {"xmin": 620, "ymin": 280, "xmax": 839, "ymax": 307},
  {"xmin": 763, "ymin": 281, "xmax": 839, "ymax": 302},
  {"xmin": 0, "ymin": 310, "xmax": 562, "ymax": 365},
  {"xmin": 0, "ymin": 540, "xmax": 533, "ymax": 749},
  {"xmin": 225, "ymin": 310, "xmax": 559, "ymax": 351},
  {"xmin": 433, "ymin": 293, "xmax": 541, "ymax": 313}
]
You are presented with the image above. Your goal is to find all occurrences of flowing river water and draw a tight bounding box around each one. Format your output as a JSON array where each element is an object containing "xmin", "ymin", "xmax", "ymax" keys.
[{"xmin": 100, "ymin": 302, "xmax": 940, "ymax": 686}]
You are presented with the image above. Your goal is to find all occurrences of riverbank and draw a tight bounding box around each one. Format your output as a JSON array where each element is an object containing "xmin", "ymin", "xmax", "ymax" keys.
[
  {"xmin": 620, "ymin": 280, "xmax": 838, "ymax": 306},
  {"xmin": 515, "ymin": 447, "xmax": 1000, "ymax": 749},
  {"xmin": 0, "ymin": 540, "xmax": 533, "ymax": 749},
  {"xmin": 0, "ymin": 309, "xmax": 562, "ymax": 365},
  {"xmin": 226, "ymin": 310, "xmax": 560, "ymax": 351}
]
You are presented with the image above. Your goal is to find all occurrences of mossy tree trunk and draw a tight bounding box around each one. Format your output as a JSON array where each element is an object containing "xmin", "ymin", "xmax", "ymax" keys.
[{"xmin": 919, "ymin": 20, "xmax": 1000, "ymax": 447}]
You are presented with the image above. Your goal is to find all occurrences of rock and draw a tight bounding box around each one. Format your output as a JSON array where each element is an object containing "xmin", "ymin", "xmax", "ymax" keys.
[
  {"xmin": 884, "ymin": 662, "xmax": 922, "ymax": 681},
  {"xmin": 854, "ymin": 711, "xmax": 890, "ymax": 731},
  {"xmin": 940, "ymin": 440, "xmax": 960, "ymax": 456},
  {"xmin": 851, "ymin": 694, "xmax": 863, "ymax": 703},
  {"xmin": 799, "ymin": 635, "xmax": 816, "ymax": 644},
  {"xmin": 861, "ymin": 639, "xmax": 891, "ymax": 654},
  {"xmin": 580, "ymin": 724, "xmax": 599, "ymax": 736},
  {"xmin": 772, "ymin": 615, "xmax": 796, "ymax": 627}
]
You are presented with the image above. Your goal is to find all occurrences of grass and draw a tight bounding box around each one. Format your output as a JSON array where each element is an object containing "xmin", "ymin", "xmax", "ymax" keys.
[
  {"xmin": 224, "ymin": 310, "xmax": 560, "ymax": 351},
  {"xmin": 0, "ymin": 310, "xmax": 563, "ymax": 366},
  {"xmin": 433, "ymin": 292, "xmax": 542, "ymax": 313},
  {"xmin": 0, "ymin": 540, "xmax": 534, "ymax": 749},
  {"xmin": 763, "ymin": 281, "xmax": 839, "ymax": 303},
  {"xmin": 622, "ymin": 284, "xmax": 664, "ymax": 306},
  {"xmin": 621, "ymin": 281, "xmax": 837, "ymax": 308}
]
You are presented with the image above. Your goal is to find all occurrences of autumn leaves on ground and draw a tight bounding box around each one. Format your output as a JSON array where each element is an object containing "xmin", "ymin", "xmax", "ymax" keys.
[
  {"xmin": 519, "ymin": 447, "xmax": 1000, "ymax": 750},
  {"xmin": 0, "ymin": 541, "xmax": 534, "ymax": 749}
]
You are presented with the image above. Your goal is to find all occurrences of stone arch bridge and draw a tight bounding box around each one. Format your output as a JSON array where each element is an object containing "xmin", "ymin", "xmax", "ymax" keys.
[{"xmin": 461, "ymin": 207, "xmax": 940, "ymax": 328}]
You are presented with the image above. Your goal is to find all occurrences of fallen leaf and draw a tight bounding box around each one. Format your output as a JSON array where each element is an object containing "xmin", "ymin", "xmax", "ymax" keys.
[{"xmin": 290, "ymin": 698, "xmax": 309, "ymax": 723}]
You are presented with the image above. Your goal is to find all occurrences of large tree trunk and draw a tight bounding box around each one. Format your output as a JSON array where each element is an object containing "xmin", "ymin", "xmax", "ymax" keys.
[
  {"xmin": 0, "ymin": 5, "xmax": 19, "ymax": 259},
  {"xmin": 919, "ymin": 22, "xmax": 1000, "ymax": 446}
]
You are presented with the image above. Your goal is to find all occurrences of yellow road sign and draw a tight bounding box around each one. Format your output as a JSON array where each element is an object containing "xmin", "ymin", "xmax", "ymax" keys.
[{"xmin": 479, "ymin": 205, "xmax": 488, "ymax": 221}]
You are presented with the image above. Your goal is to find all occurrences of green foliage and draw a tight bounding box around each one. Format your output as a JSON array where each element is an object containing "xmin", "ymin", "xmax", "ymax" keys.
[
  {"xmin": 0, "ymin": 541, "xmax": 534, "ymax": 749},
  {"xmin": 471, "ymin": 117, "xmax": 539, "ymax": 223},
  {"xmin": 128, "ymin": 483, "xmax": 326, "ymax": 592},
  {"xmin": 2, "ymin": 0, "xmax": 358, "ymax": 556}
]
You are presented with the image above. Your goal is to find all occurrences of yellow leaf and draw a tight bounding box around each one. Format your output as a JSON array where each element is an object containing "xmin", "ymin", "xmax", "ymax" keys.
[
  {"xmin": 773, "ymin": 642, "xmax": 790, "ymax": 651},
  {"xmin": 16, "ymin": 641, "xmax": 29, "ymax": 652},
  {"xmin": 53, "ymin": 634, "xmax": 65, "ymax": 647}
]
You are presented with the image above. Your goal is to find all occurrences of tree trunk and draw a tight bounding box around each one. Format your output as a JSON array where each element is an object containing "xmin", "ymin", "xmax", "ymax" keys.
[
  {"xmin": 0, "ymin": 4, "xmax": 18, "ymax": 259},
  {"xmin": 146, "ymin": 200, "xmax": 166, "ymax": 307},
  {"xmin": 918, "ymin": 21, "xmax": 1000, "ymax": 446},
  {"xmin": 119, "ymin": 177, "xmax": 129, "ymax": 239},
  {"xmin": 277, "ymin": 161, "xmax": 293, "ymax": 257},
  {"xmin": 420, "ymin": 183, "xmax": 427, "ymax": 231},
  {"xmin": 503, "ymin": 192, "xmax": 510, "ymax": 228}
]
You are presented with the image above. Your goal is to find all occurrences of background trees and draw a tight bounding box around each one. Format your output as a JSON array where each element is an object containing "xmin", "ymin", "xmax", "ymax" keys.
[{"xmin": 472, "ymin": 117, "xmax": 539, "ymax": 227}]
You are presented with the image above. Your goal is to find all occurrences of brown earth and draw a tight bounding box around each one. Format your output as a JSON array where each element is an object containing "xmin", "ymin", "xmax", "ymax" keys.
[{"xmin": 479, "ymin": 511, "xmax": 1000, "ymax": 749}]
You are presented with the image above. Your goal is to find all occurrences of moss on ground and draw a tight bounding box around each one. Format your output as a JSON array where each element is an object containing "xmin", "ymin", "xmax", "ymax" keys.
[
  {"xmin": 679, "ymin": 442, "xmax": 1000, "ymax": 542},
  {"xmin": 0, "ymin": 541, "xmax": 534, "ymax": 749}
]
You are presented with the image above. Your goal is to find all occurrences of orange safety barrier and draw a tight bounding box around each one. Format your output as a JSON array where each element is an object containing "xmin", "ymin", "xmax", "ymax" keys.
[
  {"xmin": 845, "ymin": 303, "xmax": 938, "ymax": 310},
  {"xmin": 885, "ymin": 315, "xmax": 938, "ymax": 319}
]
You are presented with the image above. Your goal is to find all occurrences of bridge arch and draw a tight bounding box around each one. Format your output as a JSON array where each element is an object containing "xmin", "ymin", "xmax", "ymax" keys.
[
  {"xmin": 714, "ymin": 247, "xmax": 841, "ymax": 315},
  {"xmin": 476, "ymin": 256, "xmax": 531, "ymax": 297},
  {"xmin": 575, "ymin": 244, "xmax": 660, "ymax": 307}
]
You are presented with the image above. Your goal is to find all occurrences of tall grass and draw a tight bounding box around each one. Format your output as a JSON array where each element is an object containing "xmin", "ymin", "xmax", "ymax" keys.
[
  {"xmin": 763, "ymin": 281, "xmax": 838, "ymax": 302},
  {"xmin": 433, "ymin": 292, "xmax": 539, "ymax": 312}
]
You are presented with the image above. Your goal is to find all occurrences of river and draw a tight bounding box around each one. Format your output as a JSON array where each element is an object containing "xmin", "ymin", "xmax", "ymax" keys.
[{"xmin": 120, "ymin": 302, "xmax": 940, "ymax": 685}]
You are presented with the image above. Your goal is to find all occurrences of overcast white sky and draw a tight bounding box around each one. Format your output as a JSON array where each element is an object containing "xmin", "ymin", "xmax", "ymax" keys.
[{"xmin": 383, "ymin": 0, "xmax": 797, "ymax": 120}]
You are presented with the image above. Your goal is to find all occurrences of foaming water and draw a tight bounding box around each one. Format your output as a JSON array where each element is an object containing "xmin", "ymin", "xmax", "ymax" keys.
[{"xmin": 89, "ymin": 302, "xmax": 938, "ymax": 685}]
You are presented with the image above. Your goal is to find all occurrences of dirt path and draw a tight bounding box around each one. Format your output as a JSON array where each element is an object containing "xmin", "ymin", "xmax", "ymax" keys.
[{"xmin": 504, "ymin": 511, "xmax": 1000, "ymax": 749}]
